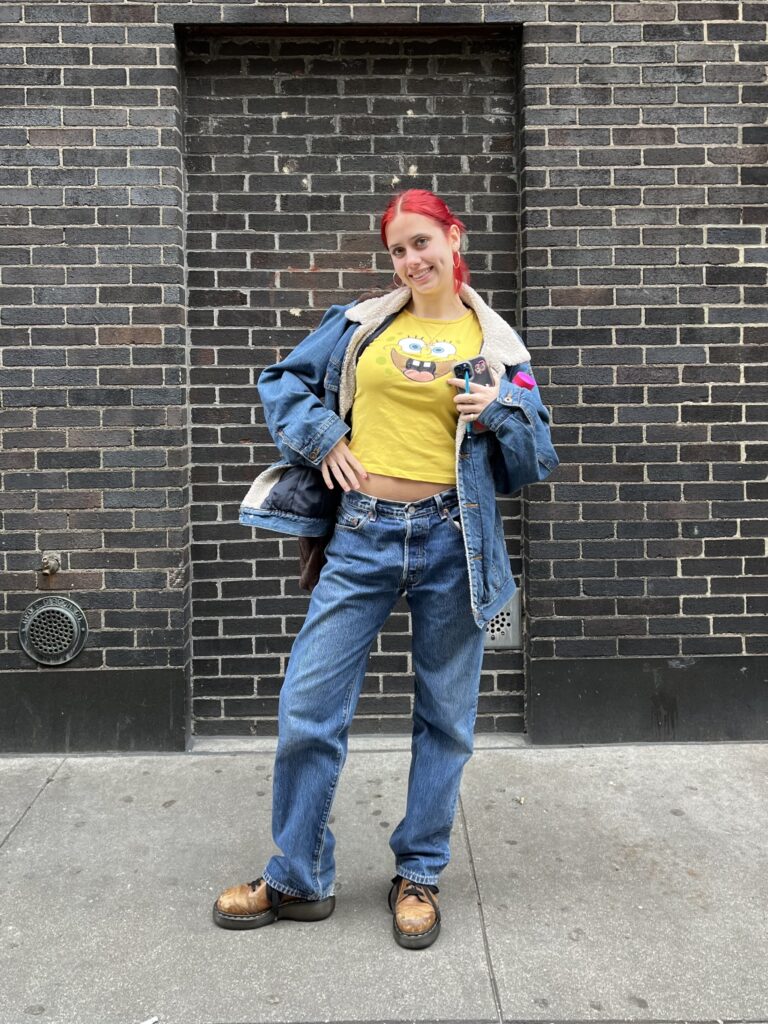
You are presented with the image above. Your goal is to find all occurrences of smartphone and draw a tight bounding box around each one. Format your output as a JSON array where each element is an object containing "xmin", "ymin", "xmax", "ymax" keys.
[
  {"xmin": 453, "ymin": 356, "xmax": 494, "ymax": 434},
  {"xmin": 452, "ymin": 355, "xmax": 495, "ymax": 388}
]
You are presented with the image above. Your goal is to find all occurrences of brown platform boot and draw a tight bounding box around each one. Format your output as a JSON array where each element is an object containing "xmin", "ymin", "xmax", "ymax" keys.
[
  {"xmin": 212, "ymin": 876, "xmax": 335, "ymax": 930},
  {"xmin": 387, "ymin": 875, "xmax": 441, "ymax": 949}
]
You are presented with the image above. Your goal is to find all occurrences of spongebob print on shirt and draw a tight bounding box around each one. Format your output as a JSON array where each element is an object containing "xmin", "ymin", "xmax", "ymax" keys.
[{"xmin": 346, "ymin": 306, "xmax": 484, "ymax": 486}]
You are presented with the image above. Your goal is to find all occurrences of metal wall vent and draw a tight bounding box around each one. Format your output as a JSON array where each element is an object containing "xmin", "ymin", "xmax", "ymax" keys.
[
  {"xmin": 18, "ymin": 596, "xmax": 88, "ymax": 666},
  {"xmin": 484, "ymin": 588, "xmax": 522, "ymax": 650}
]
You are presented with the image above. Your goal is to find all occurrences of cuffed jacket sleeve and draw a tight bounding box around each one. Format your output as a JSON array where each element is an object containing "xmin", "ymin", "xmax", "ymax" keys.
[
  {"xmin": 478, "ymin": 360, "xmax": 560, "ymax": 496},
  {"xmin": 257, "ymin": 302, "xmax": 356, "ymax": 469}
]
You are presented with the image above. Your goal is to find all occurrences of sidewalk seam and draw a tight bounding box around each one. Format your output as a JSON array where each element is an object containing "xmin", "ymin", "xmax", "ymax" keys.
[
  {"xmin": 459, "ymin": 790, "xmax": 505, "ymax": 1024},
  {"xmin": 0, "ymin": 757, "xmax": 67, "ymax": 852}
]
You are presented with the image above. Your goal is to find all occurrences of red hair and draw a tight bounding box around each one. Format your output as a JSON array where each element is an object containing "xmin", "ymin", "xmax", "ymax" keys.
[{"xmin": 380, "ymin": 189, "xmax": 470, "ymax": 294}]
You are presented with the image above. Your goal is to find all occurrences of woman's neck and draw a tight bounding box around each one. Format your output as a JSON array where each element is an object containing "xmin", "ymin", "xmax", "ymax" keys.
[{"xmin": 405, "ymin": 290, "xmax": 469, "ymax": 321}]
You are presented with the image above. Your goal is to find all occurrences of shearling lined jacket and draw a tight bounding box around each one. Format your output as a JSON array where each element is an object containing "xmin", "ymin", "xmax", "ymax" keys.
[{"xmin": 240, "ymin": 282, "xmax": 559, "ymax": 629}]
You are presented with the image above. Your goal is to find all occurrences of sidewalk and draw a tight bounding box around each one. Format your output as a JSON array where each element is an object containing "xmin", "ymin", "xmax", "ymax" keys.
[{"xmin": 2, "ymin": 735, "xmax": 766, "ymax": 1024}]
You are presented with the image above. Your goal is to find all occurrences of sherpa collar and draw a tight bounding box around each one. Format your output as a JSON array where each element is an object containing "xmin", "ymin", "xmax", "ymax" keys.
[{"xmin": 338, "ymin": 282, "xmax": 530, "ymax": 421}]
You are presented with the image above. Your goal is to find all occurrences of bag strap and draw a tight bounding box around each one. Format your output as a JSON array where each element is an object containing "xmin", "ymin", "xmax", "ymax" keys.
[{"xmin": 354, "ymin": 311, "xmax": 398, "ymax": 364}]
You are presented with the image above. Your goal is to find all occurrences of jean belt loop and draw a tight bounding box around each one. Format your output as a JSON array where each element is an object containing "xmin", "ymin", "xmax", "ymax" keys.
[
  {"xmin": 434, "ymin": 491, "xmax": 447, "ymax": 519},
  {"xmin": 369, "ymin": 495, "xmax": 377, "ymax": 522}
]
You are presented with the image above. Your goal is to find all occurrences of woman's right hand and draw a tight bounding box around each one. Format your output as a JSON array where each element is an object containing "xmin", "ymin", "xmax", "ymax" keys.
[{"xmin": 320, "ymin": 438, "xmax": 369, "ymax": 492}]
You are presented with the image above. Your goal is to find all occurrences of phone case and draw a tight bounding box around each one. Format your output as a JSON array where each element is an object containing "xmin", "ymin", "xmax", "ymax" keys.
[{"xmin": 453, "ymin": 356, "xmax": 494, "ymax": 433}]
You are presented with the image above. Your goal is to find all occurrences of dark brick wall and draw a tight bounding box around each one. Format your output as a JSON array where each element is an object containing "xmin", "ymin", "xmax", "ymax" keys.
[
  {"xmin": 0, "ymin": 10, "xmax": 191, "ymax": 699},
  {"xmin": 517, "ymin": 1, "xmax": 768, "ymax": 666},
  {"xmin": 0, "ymin": 2, "xmax": 766, "ymax": 749},
  {"xmin": 183, "ymin": 28, "xmax": 525, "ymax": 737}
]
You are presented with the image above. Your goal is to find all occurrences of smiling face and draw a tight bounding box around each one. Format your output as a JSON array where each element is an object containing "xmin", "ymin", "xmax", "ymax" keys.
[
  {"xmin": 391, "ymin": 335, "xmax": 458, "ymax": 383},
  {"xmin": 385, "ymin": 211, "xmax": 461, "ymax": 298}
]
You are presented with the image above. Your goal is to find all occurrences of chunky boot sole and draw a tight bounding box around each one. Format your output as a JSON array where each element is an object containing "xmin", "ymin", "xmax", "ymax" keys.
[
  {"xmin": 212, "ymin": 893, "xmax": 335, "ymax": 930},
  {"xmin": 392, "ymin": 914, "xmax": 441, "ymax": 950}
]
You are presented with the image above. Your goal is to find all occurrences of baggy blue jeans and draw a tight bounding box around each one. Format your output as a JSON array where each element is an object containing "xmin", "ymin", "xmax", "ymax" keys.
[{"xmin": 261, "ymin": 485, "xmax": 487, "ymax": 901}]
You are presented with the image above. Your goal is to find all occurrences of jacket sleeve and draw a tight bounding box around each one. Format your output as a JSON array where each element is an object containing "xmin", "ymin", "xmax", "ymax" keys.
[
  {"xmin": 477, "ymin": 360, "xmax": 560, "ymax": 496},
  {"xmin": 257, "ymin": 302, "xmax": 357, "ymax": 469}
]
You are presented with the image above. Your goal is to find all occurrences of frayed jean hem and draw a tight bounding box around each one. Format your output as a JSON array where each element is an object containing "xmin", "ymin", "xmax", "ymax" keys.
[{"xmin": 394, "ymin": 867, "xmax": 440, "ymax": 887}]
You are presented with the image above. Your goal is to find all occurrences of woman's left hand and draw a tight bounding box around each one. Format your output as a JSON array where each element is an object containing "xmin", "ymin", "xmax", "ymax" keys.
[{"xmin": 447, "ymin": 369, "xmax": 501, "ymax": 425}]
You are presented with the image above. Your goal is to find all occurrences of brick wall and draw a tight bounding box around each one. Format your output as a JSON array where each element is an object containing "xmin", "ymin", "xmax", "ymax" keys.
[
  {"xmin": 183, "ymin": 27, "xmax": 525, "ymax": 736},
  {"xmin": 0, "ymin": 7, "xmax": 190, "ymax": 699},
  {"xmin": 0, "ymin": 1, "xmax": 766, "ymax": 750}
]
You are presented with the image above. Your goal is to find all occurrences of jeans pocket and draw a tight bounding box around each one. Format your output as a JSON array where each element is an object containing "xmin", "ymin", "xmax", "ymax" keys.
[
  {"xmin": 335, "ymin": 504, "xmax": 371, "ymax": 532},
  {"xmin": 446, "ymin": 506, "xmax": 463, "ymax": 533}
]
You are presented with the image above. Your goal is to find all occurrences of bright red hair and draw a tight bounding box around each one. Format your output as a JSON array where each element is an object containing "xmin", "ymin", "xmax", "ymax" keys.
[{"xmin": 380, "ymin": 189, "xmax": 470, "ymax": 294}]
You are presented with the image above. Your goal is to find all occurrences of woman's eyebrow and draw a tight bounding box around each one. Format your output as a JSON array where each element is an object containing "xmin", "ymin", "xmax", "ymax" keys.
[{"xmin": 389, "ymin": 233, "xmax": 429, "ymax": 251}]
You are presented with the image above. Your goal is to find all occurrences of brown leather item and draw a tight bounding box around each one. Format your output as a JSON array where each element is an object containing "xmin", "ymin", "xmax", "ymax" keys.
[
  {"xmin": 215, "ymin": 878, "xmax": 304, "ymax": 917},
  {"xmin": 212, "ymin": 875, "xmax": 336, "ymax": 930},
  {"xmin": 388, "ymin": 876, "xmax": 441, "ymax": 945},
  {"xmin": 298, "ymin": 533, "xmax": 333, "ymax": 593}
]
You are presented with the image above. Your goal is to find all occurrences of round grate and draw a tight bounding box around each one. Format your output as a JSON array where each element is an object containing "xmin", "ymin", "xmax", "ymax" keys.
[{"xmin": 18, "ymin": 597, "xmax": 88, "ymax": 666}]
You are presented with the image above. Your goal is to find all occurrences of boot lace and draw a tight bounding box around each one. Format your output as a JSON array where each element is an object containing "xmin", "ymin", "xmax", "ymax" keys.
[{"xmin": 393, "ymin": 875, "xmax": 439, "ymax": 901}]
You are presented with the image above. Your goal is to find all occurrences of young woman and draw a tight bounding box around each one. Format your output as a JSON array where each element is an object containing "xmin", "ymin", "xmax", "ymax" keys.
[{"xmin": 214, "ymin": 189, "xmax": 559, "ymax": 949}]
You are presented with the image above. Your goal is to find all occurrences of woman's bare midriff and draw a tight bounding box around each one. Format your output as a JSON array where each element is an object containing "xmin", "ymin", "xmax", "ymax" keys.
[{"xmin": 353, "ymin": 471, "xmax": 452, "ymax": 502}]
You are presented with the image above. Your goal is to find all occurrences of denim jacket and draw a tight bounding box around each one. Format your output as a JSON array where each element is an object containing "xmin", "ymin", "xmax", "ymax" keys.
[{"xmin": 240, "ymin": 282, "xmax": 559, "ymax": 629}]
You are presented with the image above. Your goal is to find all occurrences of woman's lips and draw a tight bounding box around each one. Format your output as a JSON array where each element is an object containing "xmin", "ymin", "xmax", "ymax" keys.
[{"xmin": 410, "ymin": 268, "xmax": 432, "ymax": 282}]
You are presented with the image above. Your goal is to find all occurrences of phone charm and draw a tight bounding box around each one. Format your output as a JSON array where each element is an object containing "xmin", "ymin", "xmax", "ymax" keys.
[{"xmin": 512, "ymin": 371, "xmax": 536, "ymax": 391}]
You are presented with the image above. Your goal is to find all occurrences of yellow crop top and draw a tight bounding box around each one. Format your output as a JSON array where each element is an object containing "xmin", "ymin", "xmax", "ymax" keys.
[{"xmin": 346, "ymin": 305, "xmax": 484, "ymax": 485}]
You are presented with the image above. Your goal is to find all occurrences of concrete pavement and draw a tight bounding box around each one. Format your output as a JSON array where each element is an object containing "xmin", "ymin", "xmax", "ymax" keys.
[{"xmin": 1, "ymin": 735, "xmax": 766, "ymax": 1024}]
